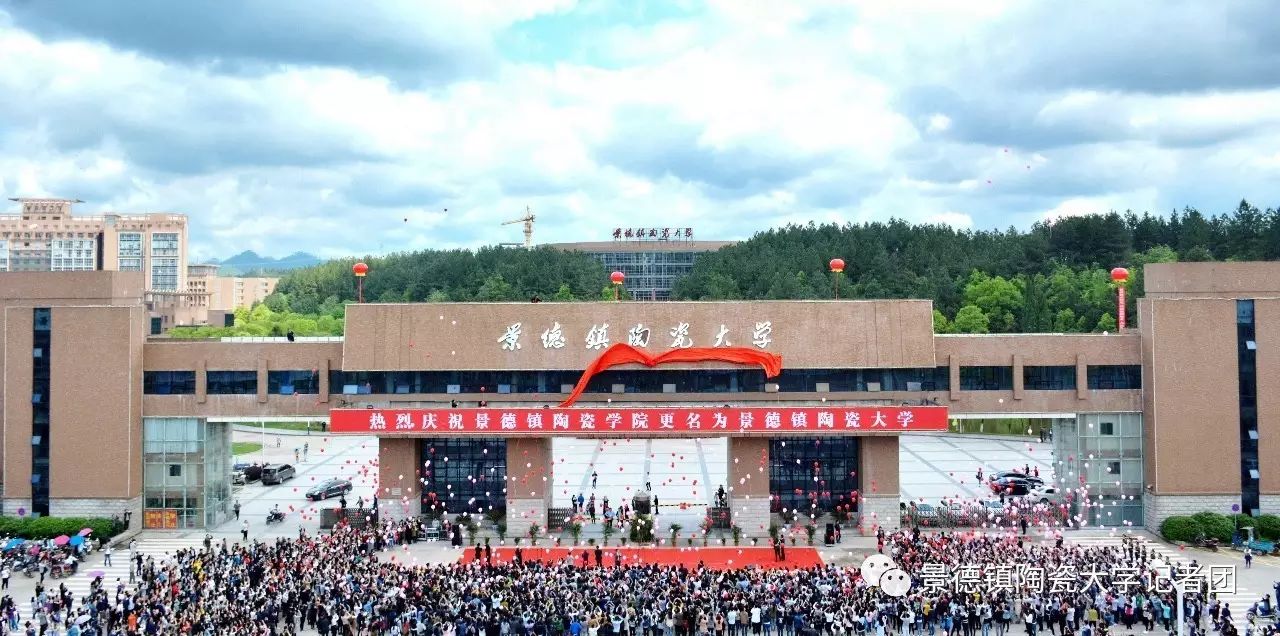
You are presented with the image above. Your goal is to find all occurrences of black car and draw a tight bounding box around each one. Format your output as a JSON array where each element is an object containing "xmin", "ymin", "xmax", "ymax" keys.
[
  {"xmin": 988, "ymin": 471, "xmax": 1043, "ymax": 488},
  {"xmin": 990, "ymin": 477, "xmax": 1031, "ymax": 496},
  {"xmin": 233, "ymin": 464, "xmax": 263, "ymax": 483},
  {"xmin": 306, "ymin": 479, "xmax": 353, "ymax": 501}
]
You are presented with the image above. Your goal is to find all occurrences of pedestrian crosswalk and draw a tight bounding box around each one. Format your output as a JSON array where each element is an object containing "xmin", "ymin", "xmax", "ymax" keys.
[
  {"xmin": 1067, "ymin": 535, "xmax": 1259, "ymax": 629},
  {"xmin": 29, "ymin": 536, "xmax": 208, "ymax": 612}
]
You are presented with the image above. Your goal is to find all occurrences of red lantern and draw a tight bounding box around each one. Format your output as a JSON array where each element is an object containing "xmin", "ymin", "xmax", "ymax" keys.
[
  {"xmin": 1110, "ymin": 267, "xmax": 1128, "ymax": 283},
  {"xmin": 829, "ymin": 258, "xmax": 845, "ymax": 273},
  {"xmin": 1111, "ymin": 267, "xmax": 1129, "ymax": 330},
  {"xmin": 610, "ymin": 271, "xmax": 625, "ymax": 285},
  {"xmin": 352, "ymin": 262, "xmax": 369, "ymax": 303},
  {"xmin": 352, "ymin": 262, "xmax": 369, "ymax": 277}
]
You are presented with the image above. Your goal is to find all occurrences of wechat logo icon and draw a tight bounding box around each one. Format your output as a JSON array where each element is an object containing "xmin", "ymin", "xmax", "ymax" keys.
[{"xmin": 860, "ymin": 554, "xmax": 911, "ymax": 598}]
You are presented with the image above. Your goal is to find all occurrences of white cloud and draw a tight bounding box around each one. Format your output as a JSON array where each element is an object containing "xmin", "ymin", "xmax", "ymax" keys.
[{"xmin": 0, "ymin": 1, "xmax": 1277, "ymax": 260}]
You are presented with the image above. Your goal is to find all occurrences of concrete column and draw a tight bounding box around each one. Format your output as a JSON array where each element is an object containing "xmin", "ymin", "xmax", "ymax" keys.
[
  {"xmin": 377, "ymin": 437, "xmax": 421, "ymax": 520},
  {"xmin": 948, "ymin": 354, "xmax": 960, "ymax": 401},
  {"xmin": 859, "ymin": 436, "xmax": 901, "ymax": 534},
  {"xmin": 1012, "ymin": 353, "xmax": 1024, "ymax": 401},
  {"xmin": 505, "ymin": 437, "xmax": 553, "ymax": 538},
  {"xmin": 728, "ymin": 436, "xmax": 770, "ymax": 537},
  {"xmin": 257, "ymin": 358, "xmax": 268, "ymax": 404},
  {"xmin": 1076, "ymin": 354, "xmax": 1088, "ymax": 400},
  {"xmin": 318, "ymin": 358, "xmax": 330, "ymax": 403},
  {"xmin": 196, "ymin": 359, "xmax": 207, "ymax": 404}
]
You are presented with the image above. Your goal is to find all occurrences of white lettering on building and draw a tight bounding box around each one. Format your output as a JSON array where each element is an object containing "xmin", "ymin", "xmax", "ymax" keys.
[
  {"xmin": 420, "ymin": 413, "xmax": 438, "ymax": 430},
  {"xmin": 526, "ymin": 413, "xmax": 544, "ymax": 429},
  {"xmin": 872, "ymin": 411, "xmax": 888, "ymax": 427},
  {"xmin": 627, "ymin": 324, "xmax": 651, "ymax": 347},
  {"xmin": 844, "ymin": 412, "xmax": 861, "ymax": 428},
  {"xmin": 764, "ymin": 412, "xmax": 782, "ymax": 429},
  {"xmin": 738, "ymin": 412, "xmax": 754, "ymax": 429},
  {"xmin": 790, "ymin": 412, "xmax": 809, "ymax": 428},
  {"xmin": 686, "ymin": 412, "xmax": 701, "ymax": 429},
  {"xmin": 396, "ymin": 413, "xmax": 413, "ymax": 430},
  {"xmin": 713, "ymin": 324, "xmax": 731, "ymax": 347},
  {"xmin": 369, "ymin": 412, "xmax": 387, "ymax": 430},
  {"xmin": 476, "ymin": 412, "xmax": 490, "ymax": 430},
  {"xmin": 712, "ymin": 413, "xmax": 728, "ymax": 429},
  {"xmin": 817, "ymin": 412, "xmax": 835, "ymax": 428},
  {"xmin": 579, "ymin": 413, "xmax": 596, "ymax": 429},
  {"xmin": 753, "ymin": 321, "xmax": 773, "ymax": 349},
  {"xmin": 659, "ymin": 413, "xmax": 675, "ymax": 429},
  {"xmin": 541, "ymin": 322, "xmax": 566, "ymax": 349},
  {"xmin": 552, "ymin": 413, "xmax": 570, "ymax": 430},
  {"xmin": 498, "ymin": 323, "xmax": 523, "ymax": 351},
  {"xmin": 669, "ymin": 322, "xmax": 693, "ymax": 348},
  {"xmin": 501, "ymin": 412, "xmax": 517, "ymax": 430},
  {"xmin": 448, "ymin": 413, "xmax": 464, "ymax": 430},
  {"xmin": 897, "ymin": 411, "xmax": 914, "ymax": 428},
  {"xmin": 605, "ymin": 412, "xmax": 622, "ymax": 429},
  {"xmin": 631, "ymin": 412, "xmax": 649, "ymax": 429},
  {"xmin": 586, "ymin": 323, "xmax": 611, "ymax": 350}
]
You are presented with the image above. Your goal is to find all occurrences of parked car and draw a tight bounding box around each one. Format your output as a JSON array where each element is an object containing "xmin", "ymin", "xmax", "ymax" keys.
[
  {"xmin": 990, "ymin": 477, "xmax": 1031, "ymax": 496},
  {"xmin": 907, "ymin": 502, "xmax": 940, "ymax": 520},
  {"xmin": 306, "ymin": 478, "xmax": 353, "ymax": 501},
  {"xmin": 233, "ymin": 463, "xmax": 263, "ymax": 483},
  {"xmin": 260, "ymin": 464, "xmax": 296, "ymax": 485},
  {"xmin": 231, "ymin": 471, "xmax": 246, "ymax": 485},
  {"xmin": 989, "ymin": 471, "xmax": 1044, "ymax": 488},
  {"xmin": 1026, "ymin": 485, "xmax": 1061, "ymax": 504}
]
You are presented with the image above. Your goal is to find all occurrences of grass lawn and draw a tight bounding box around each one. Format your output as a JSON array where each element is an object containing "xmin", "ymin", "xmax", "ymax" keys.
[{"xmin": 232, "ymin": 442, "xmax": 263, "ymax": 455}]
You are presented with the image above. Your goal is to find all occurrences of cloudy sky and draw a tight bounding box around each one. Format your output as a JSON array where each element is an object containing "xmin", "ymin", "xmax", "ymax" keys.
[{"xmin": 2, "ymin": 1, "xmax": 1278, "ymax": 260}]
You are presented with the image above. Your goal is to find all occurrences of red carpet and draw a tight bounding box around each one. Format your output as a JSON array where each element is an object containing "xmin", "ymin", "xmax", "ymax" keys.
[{"xmin": 460, "ymin": 546, "xmax": 823, "ymax": 570}]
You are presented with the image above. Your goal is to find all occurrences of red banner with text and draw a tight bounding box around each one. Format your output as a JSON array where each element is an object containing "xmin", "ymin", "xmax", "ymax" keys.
[{"xmin": 329, "ymin": 406, "xmax": 948, "ymax": 436}]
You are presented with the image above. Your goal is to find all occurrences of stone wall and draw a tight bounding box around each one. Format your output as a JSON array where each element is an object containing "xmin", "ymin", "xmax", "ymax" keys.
[
  {"xmin": 1261, "ymin": 495, "xmax": 1280, "ymax": 515},
  {"xmin": 731, "ymin": 497, "xmax": 770, "ymax": 538},
  {"xmin": 507, "ymin": 499, "xmax": 547, "ymax": 539},
  {"xmin": 860, "ymin": 495, "xmax": 900, "ymax": 535},
  {"xmin": 1143, "ymin": 494, "xmax": 1241, "ymax": 531}
]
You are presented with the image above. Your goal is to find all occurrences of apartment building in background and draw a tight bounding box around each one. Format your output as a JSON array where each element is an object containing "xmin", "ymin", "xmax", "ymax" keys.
[
  {"xmin": 187, "ymin": 263, "xmax": 278, "ymax": 311},
  {"xmin": 2, "ymin": 198, "xmax": 189, "ymax": 292},
  {"xmin": 549, "ymin": 231, "xmax": 734, "ymax": 300}
]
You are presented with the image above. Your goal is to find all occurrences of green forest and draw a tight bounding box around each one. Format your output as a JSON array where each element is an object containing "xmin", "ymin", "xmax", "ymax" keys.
[{"xmin": 170, "ymin": 200, "xmax": 1280, "ymax": 338}]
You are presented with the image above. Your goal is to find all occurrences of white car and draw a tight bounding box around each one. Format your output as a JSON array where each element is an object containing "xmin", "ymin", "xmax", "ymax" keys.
[{"xmin": 1026, "ymin": 486, "xmax": 1060, "ymax": 504}]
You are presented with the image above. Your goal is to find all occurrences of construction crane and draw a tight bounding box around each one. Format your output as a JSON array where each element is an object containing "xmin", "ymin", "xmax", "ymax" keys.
[{"xmin": 502, "ymin": 207, "xmax": 535, "ymax": 249}]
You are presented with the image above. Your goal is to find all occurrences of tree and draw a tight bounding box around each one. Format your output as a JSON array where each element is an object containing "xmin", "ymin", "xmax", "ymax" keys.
[
  {"xmin": 264, "ymin": 292, "xmax": 291, "ymax": 313},
  {"xmin": 476, "ymin": 274, "xmax": 516, "ymax": 301},
  {"xmin": 553, "ymin": 284, "xmax": 577, "ymax": 301},
  {"xmin": 963, "ymin": 271, "xmax": 1022, "ymax": 332},
  {"xmin": 932, "ymin": 309, "xmax": 954, "ymax": 334},
  {"xmin": 1095, "ymin": 312, "xmax": 1118, "ymax": 332},
  {"xmin": 1052, "ymin": 308, "xmax": 1078, "ymax": 333},
  {"xmin": 953, "ymin": 305, "xmax": 990, "ymax": 334},
  {"xmin": 427, "ymin": 290, "xmax": 450, "ymax": 303}
]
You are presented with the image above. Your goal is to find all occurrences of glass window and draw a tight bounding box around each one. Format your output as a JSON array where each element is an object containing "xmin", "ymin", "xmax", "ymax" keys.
[
  {"xmin": 1086, "ymin": 365, "xmax": 1142, "ymax": 390},
  {"xmin": 206, "ymin": 370, "xmax": 257, "ymax": 395},
  {"xmin": 1023, "ymin": 366, "xmax": 1076, "ymax": 391},
  {"xmin": 769, "ymin": 437, "xmax": 859, "ymax": 515},
  {"xmin": 144, "ymin": 371, "xmax": 196, "ymax": 395},
  {"xmin": 1237, "ymin": 300, "xmax": 1255, "ymax": 324},
  {"xmin": 1099, "ymin": 421, "xmax": 1115, "ymax": 436},
  {"xmin": 959, "ymin": 366, "xmax": 1013, "ymax": 391},
  {"xmin": 420, "ymin": 438, "xmax": 505, "ymax": 515},
  {"xmin": 267, "ymin": 370, "xmax": 319, "ymax": 395}
]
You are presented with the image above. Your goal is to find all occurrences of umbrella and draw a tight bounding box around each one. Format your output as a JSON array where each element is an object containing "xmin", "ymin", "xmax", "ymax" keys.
[
  {"xmin": 78, "ymin": 528, "xmax": 93, "ymax": 537},
  {"xmin": 28, "ymin": 545, "xmax": 40, "ymax": 555},
  {"xmin": 53, "ymin": 535, "xmax": 70, "ymax": 546},
  {"xmin": 3, "ymin": 538, "xmax": 23, "ymax": 550},
  {"xmin": 77, "ymin": 615, "xmax": 91, "ymax": 625},
  {"xmin": 88, "ymin": 570, "xmax": 104, "ymax": 578},
  {"xmin": 69, "ymin": 536, "xmax": 84, "ymax": 547}
]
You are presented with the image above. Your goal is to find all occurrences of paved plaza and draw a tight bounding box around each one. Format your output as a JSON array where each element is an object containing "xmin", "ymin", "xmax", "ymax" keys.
[{"xmin": 899, "ymin": 432, "xmax": 1055, "ymax": 504}]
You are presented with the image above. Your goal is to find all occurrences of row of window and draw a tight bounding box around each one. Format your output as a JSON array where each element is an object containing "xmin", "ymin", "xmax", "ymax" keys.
[{"xmin": 144, "ymin": 365, "xmax": 1142, "ymax": 395}]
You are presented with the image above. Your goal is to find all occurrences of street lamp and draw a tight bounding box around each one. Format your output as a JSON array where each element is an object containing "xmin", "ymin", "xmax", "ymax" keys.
[
  {"xmin": 610, "ymin": 271, "xmax": 625, "ymax": 301},
  {"xmin": 353, "ymin": 262, "xmax": 369, "ymax": 303},
  {"xmin": 1111, "ymin": 267, "xmax": 1129, "ymax": 330},
  {"xmin": 829, "ymin": 258, "xmax": 845, "ymax": 299}
]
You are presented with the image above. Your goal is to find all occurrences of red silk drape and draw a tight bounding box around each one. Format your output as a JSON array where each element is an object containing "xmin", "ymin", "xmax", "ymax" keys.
[{"xmin": 558, "ymin": 343, "xmax": 784, "ymax": 407}]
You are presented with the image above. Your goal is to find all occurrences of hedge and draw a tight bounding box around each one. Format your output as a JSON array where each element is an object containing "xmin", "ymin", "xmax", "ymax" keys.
[
  {"xmin": 0, "ymin": 517, "xmax": 118, "ymax": 540},
  {"xmin": 1160, "ymin": 516, "xmax": 1202, "ymax": 542},
  {"xmin": 1190, "ymin": 512, "xmax": 1234, "ymax": 542},
  {"xmin": 1162, "ymin": 513, "xmax": 1280, "ymax": 543}
]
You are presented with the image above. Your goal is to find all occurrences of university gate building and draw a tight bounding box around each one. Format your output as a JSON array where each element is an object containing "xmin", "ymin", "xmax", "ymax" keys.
[{"xmin": 0, "ymin": 261, "xmax": 1277, "ymax": 534}]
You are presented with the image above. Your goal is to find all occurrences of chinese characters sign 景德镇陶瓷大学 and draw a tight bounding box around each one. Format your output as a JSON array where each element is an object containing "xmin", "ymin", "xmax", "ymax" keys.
[{"xmin": 328, "ymin": 406, "xmax": 949, "ymax": 436}]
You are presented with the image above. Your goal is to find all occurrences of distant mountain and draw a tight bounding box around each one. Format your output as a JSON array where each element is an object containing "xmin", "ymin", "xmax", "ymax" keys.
[{"xmin": 209, "ymin": 250, "xmax": 322, "ymax": 275}]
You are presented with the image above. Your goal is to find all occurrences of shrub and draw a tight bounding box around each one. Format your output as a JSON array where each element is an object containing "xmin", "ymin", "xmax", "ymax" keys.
[
  {"xmin": 0, "ymin": 516, "xmax": 119, "ymax": 540},
  {"xmin": 1190, "ymin": 512, "xmax": 1233, "ymax": 542},
  {"xmin": 629, "ymin": 515, "xmax": 654, "ymax": 543},
  {"xmin": 1160, "ymin": 516, "xmax": 1201, "ymax": 542},
  {"xmin": 1255, "ymin": 515, "xmax": 1280, "ymax": 541}
]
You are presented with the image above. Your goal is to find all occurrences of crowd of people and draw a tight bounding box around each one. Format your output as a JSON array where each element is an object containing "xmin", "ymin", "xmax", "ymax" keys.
[{"xmin": 0, "ymin": 517, "xmax": 1270, "ymax": 636}]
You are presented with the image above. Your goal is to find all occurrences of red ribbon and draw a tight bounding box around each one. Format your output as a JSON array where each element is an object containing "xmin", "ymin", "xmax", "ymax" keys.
[{"xmin": 558, "ymin": 343, "xmax": 784, "ymax": 407}]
